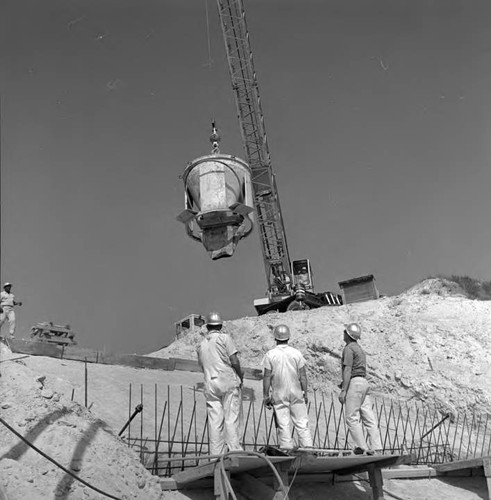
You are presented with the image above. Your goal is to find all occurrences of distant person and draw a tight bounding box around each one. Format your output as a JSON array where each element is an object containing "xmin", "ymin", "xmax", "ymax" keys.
[
  {"xmin": 263, "ymin": 324, "xmax": 313, "ymax": 449},
  {"xmin": 287, "ymin": 285, "xmax": 310, "ymax": 311},
  {"xmin": 0, "ymin": 283, "xmax": 23, "ymax": 340},
  {"xmin": 297, "ymin": 266, "xmax": 310, "ymax": 289},
  {"xmin": 338, "ymin": 323, "xmax": 382, "ymax": 454},
  {"xmin": 197, "ymin": 312, "xmax": 244, "ymax": 455}
]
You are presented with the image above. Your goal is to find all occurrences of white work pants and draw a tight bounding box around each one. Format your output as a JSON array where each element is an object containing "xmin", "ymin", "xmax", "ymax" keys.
[
  {"xmin": 273, "ymin": 397, "xmax": 313, "ymax": 449},
  {"xmin": 0, "ymin": 307, "xmax": 15, "ymax": 337},
  {"xmin": 206, "ymin": 387, "xmax": 243, "ymax": 456},
  {"xmin": 345, "ymin": 377, "xmax": 382, "ymax": 451}
]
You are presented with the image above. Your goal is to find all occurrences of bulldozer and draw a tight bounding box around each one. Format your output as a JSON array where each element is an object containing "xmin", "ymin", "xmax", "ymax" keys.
[{"xmin": 30, "ymin": 322, "xmax": 76, "ymax": 346}]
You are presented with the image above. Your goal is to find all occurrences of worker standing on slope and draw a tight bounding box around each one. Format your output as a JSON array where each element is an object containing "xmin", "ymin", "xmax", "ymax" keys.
[
  {"xmin": 197, "ymin": 312, "xmax": 244, "ymax": 455},
  {"xmin": 286, "ymin": 285, "xmax": 310, "ymax": 312},
  {"xmin": 0, "ymin": 283, "xmax": 23, "ymax": 340},
  {"xmin": 338, "ymin": 323, "xmax": 382, "ymax": 454},
  {"xmin": 263, "ymin": 324, "xmax": 313, "ymax": 450}
]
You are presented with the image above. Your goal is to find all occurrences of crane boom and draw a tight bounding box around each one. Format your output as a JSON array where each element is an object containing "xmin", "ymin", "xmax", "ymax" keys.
[{"xmin": 216, "ymin": 0, "xmax": 292, "ymax": 297}]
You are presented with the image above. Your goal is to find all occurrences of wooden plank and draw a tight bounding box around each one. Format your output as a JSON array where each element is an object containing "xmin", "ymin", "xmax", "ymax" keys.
[
  {"xmin": 9, "ymin": 339, "xmax": 63, "ymax": 358},
  {"xmin": 434, "ymin": 456, "xmax": 486, "ymax": 473},
  {"xmin": 98, "ymin": 353, "xmax": 176, "ymax": 371},
  {"xmin": 173, "ymin": 358, "xmax": 202, "ymax": 373}
]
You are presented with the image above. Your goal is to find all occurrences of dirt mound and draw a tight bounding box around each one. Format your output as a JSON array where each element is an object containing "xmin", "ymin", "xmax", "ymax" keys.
[
  {"xmin": 0, "ymin": 343, "xmax": 164, "ymax": 500},
  {"xmin": 152, "ymin": 278, "xmax": 491, "ymax": 416},
  {"xmin": 405, "ymin": 277, "xmax": 466, "ymax": 298}
]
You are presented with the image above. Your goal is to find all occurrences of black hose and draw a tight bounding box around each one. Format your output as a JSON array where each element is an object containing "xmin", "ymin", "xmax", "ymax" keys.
[{"xmin": 0, "ymin": 416, "xmax": 122, "ymax": 500}]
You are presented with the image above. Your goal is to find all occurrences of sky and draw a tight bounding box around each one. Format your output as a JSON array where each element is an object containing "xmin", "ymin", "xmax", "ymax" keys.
[{"xmin": 1, "ymin": 0, "xmax": 490, "ymax": 354}]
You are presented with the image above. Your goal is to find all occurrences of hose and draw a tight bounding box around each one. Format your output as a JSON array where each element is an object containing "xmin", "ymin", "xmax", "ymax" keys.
[
  {"xmin": 0, "ymin": 416, "xmax": 122, "ymax": 500},
  {"xmin": 219, "ymin": 450, "xmax": 289, "ymax": 498}
]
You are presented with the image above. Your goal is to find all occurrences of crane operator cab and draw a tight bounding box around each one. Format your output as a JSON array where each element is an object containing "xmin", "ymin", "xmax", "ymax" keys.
[
  {"xmin": 291, "ymin": 259, "xmax": 314, "ymax": 292},
  {"xmin": 177, "ymin": 124, "xmax": 255, "ymax": 260}
]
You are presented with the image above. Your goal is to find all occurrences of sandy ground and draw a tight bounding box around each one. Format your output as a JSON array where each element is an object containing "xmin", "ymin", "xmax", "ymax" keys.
[{"xmin": 1, "ymin": 278, "xmax": 490, "ymax": 499}]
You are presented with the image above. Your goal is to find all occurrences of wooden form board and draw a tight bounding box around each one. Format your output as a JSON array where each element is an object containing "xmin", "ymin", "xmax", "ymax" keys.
[
  {"xmin": 8, "ymin": 339, "xmax": 263, "ymax": 380},
  {"xmin": 170, "ymin": 453, "xmax": 404, "ymax": 486},
  {"xmin": 161, "ymin": 466, "xmax": 437, "ymax": 490},
  {"xmin": 435, "ymin": 457, "xmax": 491, "ymax": 500}
]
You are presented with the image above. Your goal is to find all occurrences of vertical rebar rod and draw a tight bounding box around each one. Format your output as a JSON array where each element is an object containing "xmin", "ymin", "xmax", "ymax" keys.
[
  {"xmin": 168, "ymin": 399, "xmax": 183, "ymax": 472},
  {"xmin": 183, "ymin": 400, "xmax": 196, "ymax": 458},
  {"xmin": 313, "ymin": 400, "xmax": 322, "ymax": 448},
  {"xmin": 254, "ymin": 400, "xmax": 264, "ymax": 451},
  {"xmin": 265, "ymin": 407, "xmax": 274, "ymax": 446},
  {"xmin": 154, "ymin": 384, "xmax": 158, "ymax": 460},
  {"xmin": 128, "ymin": 383, "xmax": 132, "ymax": 446},
  {"xmin": 450, "ymin": 410, "xmax": 461, "ymax": 461},
  {"xmin": 167, "ymin": 385, "xmax": 171, "ymax": 461},
  {"xmin": 313, "ymin": 390, "xmax": 319, "ymax": 447},
  {"xmin": 153, "ymin": 400, "xmax": 167, "ymax": 475},
  {"xmin": 180, "ymin": 386, "xmax": 184, "ymax": 461},
  {"xmin": 84, "ymin": 357, "xmax": 88, "ymax": 407},
  {"xmin": 423, "ymin": 406, "xmax": 438, "ymax": 464},
  {"xmin": 472, "ymin": 412, "xmax": 483, "ymax": 459},
  {"xmin": 321, "ymin": 393, "xmax": 332, "ymax": 449},
  {"xmin": 194, "ymin": 387, "xmax": 198, "ymax": 459},
  {"xmin": 242, "ymin": 399, "xmax": 253, "ymax": 446},
  {"xmin": 251, "ymin": 400, "xmax": 257, "ymax": 451},
  {"xmin": 140, "ymin": 384, "xmax": 144, "ymax": 463},
  {"xmin": 465, "ymin": 410, "xmax": 476, "ymax": 460},
  {"xmin": 198, "ymin": 414, "xmax": 209, "ymax": 458},
  {"xmin": 480, "ymin": 414, "xmax": 489, "ymax": 458},
  {"xmin": 332, "ymin": 394, "xmax": 343, "ymax": 449}
]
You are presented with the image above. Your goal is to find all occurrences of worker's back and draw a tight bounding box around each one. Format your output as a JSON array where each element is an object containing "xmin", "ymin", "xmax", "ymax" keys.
[
  {"xmin": 198, "ymin": 331, "xmax": 240, "ymax": 394},
  {"xmin": 263, "ymin": 344, "xmax": 304, "ymax": 402}
]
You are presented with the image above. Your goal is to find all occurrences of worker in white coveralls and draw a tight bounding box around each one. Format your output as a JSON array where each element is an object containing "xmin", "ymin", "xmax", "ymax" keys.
[
  {"xmin": 339, "ymin": 323, "xmax": 383, "ymax": 454},
  {"xmin": 262, "ymin": 324, "xmax": 313, "ymax": 449},
  {"xmin": 197, "ymin": 312, "xmax": 244, "ymax": 455},
  {"xmin": 0, "ymin": 283, "xmax": 23, "ymax": 340}
]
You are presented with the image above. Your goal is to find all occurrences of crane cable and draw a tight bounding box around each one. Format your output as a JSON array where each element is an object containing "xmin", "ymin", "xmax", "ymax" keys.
[{"xmin": 0, "ymin": 415, "xmax": 122, "ymax": 500}]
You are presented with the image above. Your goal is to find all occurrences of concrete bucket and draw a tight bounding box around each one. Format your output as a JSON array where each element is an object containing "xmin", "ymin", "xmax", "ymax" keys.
[{"xmin": 177, "ymin": 154, "xmax": 254, "ymax": 259}]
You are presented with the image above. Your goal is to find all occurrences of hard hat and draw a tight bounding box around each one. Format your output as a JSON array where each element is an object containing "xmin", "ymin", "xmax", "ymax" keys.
[
  {"xmin": 206, "ymin": 312, "xmax": 223, "ymax": 326},
  {"xmin": 3, "ymin": 282, "xmax": 12, "ymax": 287},
  {"xmin": 344, "ymin": 323, "xmax": 362, "ymax": 341},
  {"xmin": 274, "ymin": 324, "xmax": 290, "ymax": 341}
]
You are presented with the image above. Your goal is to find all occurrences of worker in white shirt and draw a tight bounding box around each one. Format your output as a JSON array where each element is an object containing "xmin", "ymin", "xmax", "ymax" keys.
[
  {"xmin": 262, "ymin": 324, "xmax": 313, "ymax": 450},
  {"xmin": 197, "ymin": 312, "xmax": 244, "ymax": 455},
  {"xmin": 0, "ymin": 283, "xmax": 23, "ymax": 340}
]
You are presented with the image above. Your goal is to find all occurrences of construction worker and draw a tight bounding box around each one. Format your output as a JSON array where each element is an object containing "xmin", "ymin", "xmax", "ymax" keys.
[
  {"xmin": 339, "ymin": 323, "xmax": 382, "ymax": 454},
  {"xmin": 0, "ymin": 283, "xmax": 22, "ymax": 340},
  {"xmin": 286, "ymin": 285, "xmax": 310, "ymax": 311},
  {"xmin": 197, "ymin": 312, "xmax": 244, "ymax": 456},
  {"xmin": 263, "ymin": 324, "xmax": 313, "ymax": 450}
]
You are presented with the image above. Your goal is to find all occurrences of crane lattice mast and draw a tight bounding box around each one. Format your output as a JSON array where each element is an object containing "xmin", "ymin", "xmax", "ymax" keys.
[{"xmin": 216, "ymin": 0, "xmax": 292, "ymax": 297}]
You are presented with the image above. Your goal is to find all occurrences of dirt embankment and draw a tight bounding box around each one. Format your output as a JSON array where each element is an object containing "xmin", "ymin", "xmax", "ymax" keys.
[
  {"xmin": 0, "ymin": 344, "xmax": 167, "ymax": 500},
  {"xmin": 152, "ymin": 278, "xmax": 491, "ymax": 417}
]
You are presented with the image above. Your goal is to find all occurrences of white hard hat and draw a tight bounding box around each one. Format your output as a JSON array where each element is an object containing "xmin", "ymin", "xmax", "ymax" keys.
[
  {"xmin": 3, "ymin": 282, "xmax": 12, "ymax": 287},
  {"xmin": 274, "ymin": 324, "xmax": 291, "ymax": 341},
  {"xmin": 344, "ymin": 323, "xmax": 362, "ymax": 341},
  {"xmin": 206, "ymin": 312, "xmax": 223, "ymax": 326}
]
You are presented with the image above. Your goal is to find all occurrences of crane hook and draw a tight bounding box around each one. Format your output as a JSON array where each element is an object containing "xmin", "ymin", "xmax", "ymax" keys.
[{"xmin": 210, "ymin": 120, "xmax": 221, "ymax": 154}]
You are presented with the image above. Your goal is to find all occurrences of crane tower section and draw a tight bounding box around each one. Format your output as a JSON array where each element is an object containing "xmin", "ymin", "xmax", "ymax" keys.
[{"xmin": 217, "ymin": 0, "xmax": 292, "ymax": 298}]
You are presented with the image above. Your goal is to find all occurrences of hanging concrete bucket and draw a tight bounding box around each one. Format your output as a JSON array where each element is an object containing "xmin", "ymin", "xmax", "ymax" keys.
[{"xmin": 177, "ymin": 153, "xmax": 254, "ymax": 259}]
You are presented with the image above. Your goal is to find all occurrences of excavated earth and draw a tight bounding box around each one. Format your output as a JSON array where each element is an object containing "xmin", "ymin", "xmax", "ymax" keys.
[
  {"xmin": 0, "ymin": 278, "xmax": 490, "ymax": 499},
  {"xmin": 154, "ymin": 278, "xmax": 491, "ymax": 417}
]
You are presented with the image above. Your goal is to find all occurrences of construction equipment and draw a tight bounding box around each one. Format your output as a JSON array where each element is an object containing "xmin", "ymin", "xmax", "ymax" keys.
[
  {"xmin": 215, "ymin": 0, "xmax": 342, "ymax": 313},
  {"xmin": 30, "ymin": 322, "xmax": 76, "ymax": 346}
]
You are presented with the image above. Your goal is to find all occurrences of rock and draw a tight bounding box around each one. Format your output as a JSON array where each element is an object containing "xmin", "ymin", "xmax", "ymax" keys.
[
  {"xmin": 41, "ymin": 389, "xmax": 54, "ymax": 399},
  {"xmin": 137, "ymin": 479, "xmax": 146, "ymax": 489},
  {"xmin": 1, "ymin": 403, "xmax": 10, "ymax": 409}
]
